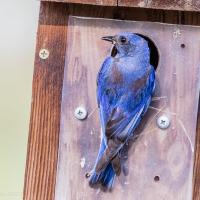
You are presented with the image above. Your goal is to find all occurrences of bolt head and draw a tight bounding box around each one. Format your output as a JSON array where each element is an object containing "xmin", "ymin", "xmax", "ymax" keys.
[
  {"xmin": 157, "ymin": 115, "xmax": 170, "ymax": 129},
  {"xmin": 74, "ymin": 106, "xmax": 87, "ymax": 120},
  {"xmin": 39, "ymin": 49, "xmax": 49, "ymax": 59}
]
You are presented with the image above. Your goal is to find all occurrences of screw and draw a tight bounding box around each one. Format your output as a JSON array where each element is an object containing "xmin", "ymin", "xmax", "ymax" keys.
[
  {"xmin": 173, "ymin": 28, "xmax": 181, "ymax": 39},
  {"xmin": 157, "ymin": 115, "xmax": 170, "ymax": 129},
  {"xmin": 74, "ymin": 106, "xmax": 87, "ymax": 120},
  {"xmin": 39, "ymin": 49, "xmax": 49, "ymax": 59}
]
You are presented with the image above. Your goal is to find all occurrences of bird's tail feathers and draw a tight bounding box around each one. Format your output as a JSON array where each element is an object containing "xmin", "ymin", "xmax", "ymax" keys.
[{"xmin": 89, "ymin": 163, "xmax": 115, "ymax": 191}]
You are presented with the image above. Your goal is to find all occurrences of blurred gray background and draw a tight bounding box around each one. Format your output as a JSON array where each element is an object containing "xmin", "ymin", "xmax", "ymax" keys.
[{"xmin": 0, "ymin": 1, "xmax": 39, "ymax": 199}]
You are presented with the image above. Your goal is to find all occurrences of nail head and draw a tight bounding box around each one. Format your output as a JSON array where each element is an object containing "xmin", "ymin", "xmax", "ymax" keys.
[
  {"xmin": 157, "ymin": 115, "xmax": 170, "ymax": 129},
  {"xmin": 39, "ymin": 49, "xmax": 49, "ymax": 59},
  {"xmin": 74, "ymin": 106, "xmax": 87, "ymax": 120}
]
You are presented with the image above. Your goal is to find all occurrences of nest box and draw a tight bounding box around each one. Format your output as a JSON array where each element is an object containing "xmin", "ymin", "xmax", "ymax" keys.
[{"xmin": 24, "ymin": 1, "xmax": 200, "ymax": 200}]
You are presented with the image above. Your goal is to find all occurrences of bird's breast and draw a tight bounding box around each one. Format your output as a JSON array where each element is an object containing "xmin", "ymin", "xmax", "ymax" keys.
[
  {"xmin": 110, "ymin": 64, "xmax": 124, "ymax": 84},
  {"xmin": 130, "ymin": 71, "xmax": 150, "ymax": 92}
]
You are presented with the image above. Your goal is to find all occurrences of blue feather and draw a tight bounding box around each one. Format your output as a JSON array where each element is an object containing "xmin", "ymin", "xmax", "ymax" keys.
[{"xmin": 89, "ymin": 32, "xmax": 155, "ymax": 190}]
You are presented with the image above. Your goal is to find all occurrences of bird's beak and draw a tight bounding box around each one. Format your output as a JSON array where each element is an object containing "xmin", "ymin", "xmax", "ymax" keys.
[{"xmin": 101, "ymin": 36, "xmax": 115, "ymax": 43}]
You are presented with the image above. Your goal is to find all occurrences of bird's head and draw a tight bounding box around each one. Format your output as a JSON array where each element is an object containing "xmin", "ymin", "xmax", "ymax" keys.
[{"xmin": 102, "ymin": 32, "xmax": 149, "ymax": 57}]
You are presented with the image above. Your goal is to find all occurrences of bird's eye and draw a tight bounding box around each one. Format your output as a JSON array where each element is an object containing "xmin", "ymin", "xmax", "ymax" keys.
[{"xmin": 120, "ymin": 36, "xmax": 127, "ymax": 44}]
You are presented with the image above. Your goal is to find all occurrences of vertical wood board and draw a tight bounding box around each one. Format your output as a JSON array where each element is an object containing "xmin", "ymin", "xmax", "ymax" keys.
[
  {"xmin": 55, "ymin": 16, "xmax": 200, "ymax": 200},
  {"xmin": 23, "ymin": 3, "xmax": 68, "ymax": 200}
]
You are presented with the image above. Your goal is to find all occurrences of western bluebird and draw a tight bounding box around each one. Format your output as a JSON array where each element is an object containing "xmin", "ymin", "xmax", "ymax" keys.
[{"xmin": 88, "ymin": 32, "xmax": 155, "ymax": 190}]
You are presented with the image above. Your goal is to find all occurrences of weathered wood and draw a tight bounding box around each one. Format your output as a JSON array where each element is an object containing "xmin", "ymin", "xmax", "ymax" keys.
[
  {"xmin": 23, "ymin": 3, "xmax": 68, "ymax": 200},
  {"xmin": 23, "ymin": 3, "xmax": 116, "ymax": 200},
  {"xmin": 118, "ymin": 0, "xmax": 200, "ymax": 11},
  {"xmin": 41, "ymin": 0, "xmax": 117, "ymax": 6},
  {"xmin": 55, "ymin": 16, "xmax": 200, "ymax": 200},
  {"xmin": 41, "ymin": 0, "xmax": 200, "ymax": 11},
  {"xmin": 23, "ymin": 2, "xmax": 200, "ymax": 200}
]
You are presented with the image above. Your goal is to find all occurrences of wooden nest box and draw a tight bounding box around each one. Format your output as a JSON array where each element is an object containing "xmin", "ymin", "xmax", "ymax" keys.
[{"xmin": 24, "ymin": 1, "xmax": 200, "ymax": 200}]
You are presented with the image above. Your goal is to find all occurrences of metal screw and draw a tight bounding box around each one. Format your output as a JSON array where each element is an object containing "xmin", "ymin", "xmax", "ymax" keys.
[
  {"xmin": 74, "ymin": 106, "xmax": 87, "ymax": 120},
  {"xmin": 157, "ymin": 115, "xmax": 170, "ymax": 129},
  {"xmin": 173, "ymin": 28, "xmax": 181, "ymax": 39},
  {"xmin": 39, "ymin": 49, "xmax": 49, "ymax": 59}
]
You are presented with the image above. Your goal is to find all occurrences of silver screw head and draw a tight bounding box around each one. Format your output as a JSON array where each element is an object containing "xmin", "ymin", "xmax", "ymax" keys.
[
  {"xmin": 39, "ymin": 49, "xmax": 49, "ymax": 59},
  {"xmin": 74, "ymin": 106, "xmax": 87, "ymax": 120},
  {"xmin": 157, "ymin": 115, "xmax": 170, "ymax": 129}
]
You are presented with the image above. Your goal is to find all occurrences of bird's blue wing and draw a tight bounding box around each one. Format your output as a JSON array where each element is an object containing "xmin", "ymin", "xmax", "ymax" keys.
[
  {"xmin": 95, "ymin": 63, "xmax": 155, "ymax": 172},
  {"xmin": 97, "ymin": 57, "xmax": 112, "ymax": 107},
  {"xmin": 90, "ymin": 58, "xmax": 155, "ymax": 188}
]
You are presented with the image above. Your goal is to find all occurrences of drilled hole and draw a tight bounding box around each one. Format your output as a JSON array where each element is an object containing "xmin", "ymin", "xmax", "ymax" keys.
[
  {"xmin": 85, "ymin": 172, "xmax": 91, "ymax": 178},
  {"xmin": 154, "ymin": 175, "xmax": 160, "ymax": 182},
  {"xmin": 181, "ymin": 43, "xmax": 185, "ymax": 48}
]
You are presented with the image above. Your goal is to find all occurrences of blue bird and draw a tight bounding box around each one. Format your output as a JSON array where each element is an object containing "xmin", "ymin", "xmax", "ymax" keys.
[{"xmin": 88, "ymin": 32, "xmax": 155, "ymax": 190}]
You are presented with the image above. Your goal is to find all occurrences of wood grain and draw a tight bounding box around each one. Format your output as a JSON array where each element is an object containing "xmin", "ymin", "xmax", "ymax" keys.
[
  {"xmin": 41, "ymin": 0, "xmax": 200, "ymax": 11},
  {"xmin": 23, "ymin": 3, "xmax": 116, "ymax": 200},
  {"xmin": 23, "ymin": 3, "xmax": 68, "ymax": 200},
  {"xmin": 118, "ymin": 0, "xmax": 200, "ymax": 11},
  {"xmin": 55, "ymin": 16, "xmax": 200, "ymax": 200},
  {"xmin": 23, "ymin": 2, "xmax": 200, "ymax": 200},
  {"xmin": 41, "ymin": 0, "xmax": 117, "ymax": 6}
]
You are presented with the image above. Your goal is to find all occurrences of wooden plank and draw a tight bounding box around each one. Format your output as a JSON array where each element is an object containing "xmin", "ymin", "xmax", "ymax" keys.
[
  {"xmin": 55, "ymin": 16, "xmax": 200, "ymax": 200},
  {"xmin": 23, "ymin": 2, "xmax": 200, "ymax": 200},
  {"xmin": 23, "ymin": 3, "xmax": 116, "ymax": 200},
  {"xmin": 23, "ymin": 3, "xmax": 68, "ymax": 200},
  {"xmin": 118, "ymin": 0, "xmax": 200, "ymax": 12},
  {"xmin": 41, "ymin": 0, "xmax": 117, "ymax": 6}
]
